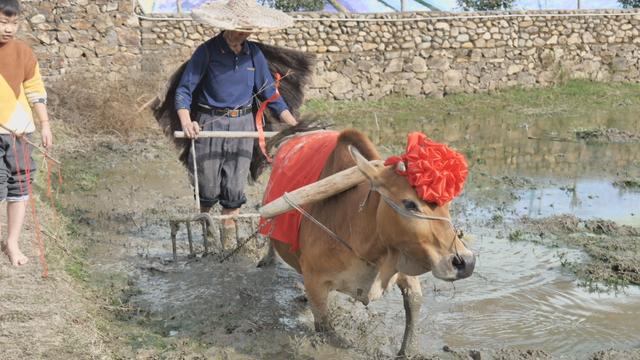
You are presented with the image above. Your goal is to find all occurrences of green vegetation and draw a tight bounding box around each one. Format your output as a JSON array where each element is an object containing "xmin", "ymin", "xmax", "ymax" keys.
[
  {"xmin": 508, "ymin": 229, "xmax": 525, "ymax": 241},
  {"xmin": 305, "ymin": 80, "xmax": 640, "ymax": 118},
  {"xmin": 618, "ymin": 0, "xmax": 640, "ymax": 9},
  {"xmin": 456, "ymin": 0, "xmax": 516, "ymax": 11},
  {"xmin": 258, "ymin": 0, "xmax": 326, "ymax": 12},
  {"xmin": 612, "ymin": 178, "xmax": 640, "ymax": 188}
]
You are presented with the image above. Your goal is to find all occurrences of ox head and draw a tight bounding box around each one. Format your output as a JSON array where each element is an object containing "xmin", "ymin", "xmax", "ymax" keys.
[{"xmin": 349, "ymin": 145, "xmax": 475, "ymax": 282}]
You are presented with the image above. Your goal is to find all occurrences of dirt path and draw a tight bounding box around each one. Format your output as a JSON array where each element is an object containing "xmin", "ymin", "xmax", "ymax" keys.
[{"xmin": 0, "ymin": 195, "xmax": 112, "ymax": 358}]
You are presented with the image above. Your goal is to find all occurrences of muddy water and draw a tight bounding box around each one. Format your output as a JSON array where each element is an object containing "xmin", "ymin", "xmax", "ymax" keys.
[{"xmin": 60, "ymin": 107, "xmax": 640, "ymax": 357}]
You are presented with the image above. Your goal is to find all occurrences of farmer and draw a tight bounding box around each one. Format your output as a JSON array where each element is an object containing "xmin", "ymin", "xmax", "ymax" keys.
[
  {"xmin": 0, "ymin": 0, "xmax": 53, "ymax": 266},
  {"xmin": 175, "ymin": 0, "xmax": 297, "ymax": 249}
]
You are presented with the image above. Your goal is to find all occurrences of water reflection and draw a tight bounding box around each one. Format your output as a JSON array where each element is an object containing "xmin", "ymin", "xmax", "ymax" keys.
[
  {"xmin": 516, "ymin": 181, "xmax": 640, "ymax": 227},
  {"xmin": 334, "ymin": 107, "xmax": 640, "ymax": 225},
  {"xmin": 336, "ymin": 108, "xmax": 640, "ymax": 178}
]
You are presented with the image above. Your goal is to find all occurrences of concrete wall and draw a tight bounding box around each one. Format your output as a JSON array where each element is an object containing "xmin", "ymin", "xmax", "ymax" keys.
[{"xmin": 15, "ymin": 1, "xmax": 640, "ymax": 100}]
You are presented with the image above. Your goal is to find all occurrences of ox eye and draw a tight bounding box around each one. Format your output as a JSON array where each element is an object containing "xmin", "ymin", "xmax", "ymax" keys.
[{"xmin": 403, "ymin": 200, "xmax": 419, "ymax": 212}]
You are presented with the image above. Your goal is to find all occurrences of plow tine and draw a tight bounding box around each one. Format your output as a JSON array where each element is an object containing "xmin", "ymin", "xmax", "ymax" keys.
[
  {"xmin": 186, "ymin": 221, "xmax": 194, "ymax": 255},
  {"xmin": 170, "ymin": 221, "xmax": 179, "ymax": 262}
]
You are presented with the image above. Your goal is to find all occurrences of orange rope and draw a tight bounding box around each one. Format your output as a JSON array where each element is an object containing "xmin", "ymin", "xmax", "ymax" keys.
[
  {"xmin": 11, "ymin": 135, "xmax": 48, "ymax": 278},
  {"xmin": 254, "ymin": 73, "xmax": 281, "ymax": 163}
]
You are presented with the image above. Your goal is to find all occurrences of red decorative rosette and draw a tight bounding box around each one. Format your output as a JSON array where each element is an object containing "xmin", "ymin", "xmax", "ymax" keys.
[{"xmin": 384, "ymin": 132, "xmax": 468, "ymax": 207}]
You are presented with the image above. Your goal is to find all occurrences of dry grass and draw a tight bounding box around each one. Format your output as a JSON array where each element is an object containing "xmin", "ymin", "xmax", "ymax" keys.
[
  {"xmin": 46, "ymin": 55, "xmax": 171, "ymax": 146},
  {"xmin": 0, "ymin": 183, "xmax": 115, "ymax": 357}
]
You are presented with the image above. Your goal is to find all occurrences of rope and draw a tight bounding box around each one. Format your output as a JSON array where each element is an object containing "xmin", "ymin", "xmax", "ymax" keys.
[
  {"xmin": 254, "ymin": 72, "xmax": 281, "ymax": 162},
  {"xmin": 11, "ymin": 135, "xmax": 48, "ymax": 278},
  {"xmin": 282, "ymin": 192, "xmax": 371, "ymax": 266},
  {"xmin": 218, "ymin": 218, "xmax": 275, "ymax": 263}
]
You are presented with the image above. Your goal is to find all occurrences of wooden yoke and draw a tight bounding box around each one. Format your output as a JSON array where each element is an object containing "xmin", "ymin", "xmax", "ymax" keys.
[{"xmin": 259, "ymin": 160, "xmax": 385, "ymax": 219}]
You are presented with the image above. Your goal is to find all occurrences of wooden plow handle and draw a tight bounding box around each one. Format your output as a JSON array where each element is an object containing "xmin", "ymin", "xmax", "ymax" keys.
[
  {"xmin": 174, "ymin": 131, "xmax": 280, "ymax": 138},
  {"xmin": 259, "ymin": 160, "xmax": 385, "ymax": 219}
]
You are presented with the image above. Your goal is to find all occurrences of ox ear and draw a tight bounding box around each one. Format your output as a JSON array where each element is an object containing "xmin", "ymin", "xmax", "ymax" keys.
[{"xmin": 349, "ymin": 145, "xmax": 380, "ymax": 182}]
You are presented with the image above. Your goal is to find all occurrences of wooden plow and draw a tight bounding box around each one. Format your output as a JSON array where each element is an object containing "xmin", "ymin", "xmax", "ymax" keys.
[{"xmin": 168, "ymin": 130, "xmax": 384, "ymax": 261}]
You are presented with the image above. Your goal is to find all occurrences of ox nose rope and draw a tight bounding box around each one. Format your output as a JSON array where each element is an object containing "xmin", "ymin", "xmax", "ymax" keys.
[{"xmin": 282, "ymin": 192, "xmax": 371, "ymax": 266}]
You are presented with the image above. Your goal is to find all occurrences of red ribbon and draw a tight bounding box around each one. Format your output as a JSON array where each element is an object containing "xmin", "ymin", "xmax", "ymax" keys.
[
  {"xmin": 384, "ymin": 132, "xmax": 468, "ymax": 207},
  {"xmin": 255, "ymin": 73, "xmax": 281, "ymax": 162}
]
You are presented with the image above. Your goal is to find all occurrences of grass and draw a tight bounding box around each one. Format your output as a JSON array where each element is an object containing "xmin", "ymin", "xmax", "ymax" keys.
[{"xmin": 303, "ymin": 79, "xmax": 640, "ymax": 118}]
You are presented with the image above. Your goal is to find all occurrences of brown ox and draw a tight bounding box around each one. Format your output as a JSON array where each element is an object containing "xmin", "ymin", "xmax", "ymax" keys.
[{"xmin": 267, "ymin": 129, "xmax": 475, "ymax": 356}]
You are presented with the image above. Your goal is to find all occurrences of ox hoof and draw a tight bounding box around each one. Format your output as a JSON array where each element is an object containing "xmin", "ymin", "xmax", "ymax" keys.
[{"xmin": 325, "ymin": 331, "xmax": 349, "ymax": 349}]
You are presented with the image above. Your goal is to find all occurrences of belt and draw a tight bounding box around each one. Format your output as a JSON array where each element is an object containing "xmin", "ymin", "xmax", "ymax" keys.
[{"xmin": 198, "ymin": 105, "xmax": 252, "ymax": 117}]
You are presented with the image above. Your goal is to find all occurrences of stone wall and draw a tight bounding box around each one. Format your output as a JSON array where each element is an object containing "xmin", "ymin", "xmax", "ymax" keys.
[{"xmin": 14, "ymin": 1, "xmax": 640, "ymax": 100}]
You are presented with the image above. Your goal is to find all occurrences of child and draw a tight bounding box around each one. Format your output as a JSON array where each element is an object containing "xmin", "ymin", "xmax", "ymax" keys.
[{"xmin": 0, "ymin": 0, "xmax": 53, "ymax": 266}]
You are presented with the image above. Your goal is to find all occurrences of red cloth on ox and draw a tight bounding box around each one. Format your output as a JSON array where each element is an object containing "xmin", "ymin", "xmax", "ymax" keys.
[{"xmin": 259, "ymin": 131, "xmax": 340, "ymax": 251}]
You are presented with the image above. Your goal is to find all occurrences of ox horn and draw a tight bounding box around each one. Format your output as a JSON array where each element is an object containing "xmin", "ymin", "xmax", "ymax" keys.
[{"xmin": 348, "ymin": 145, "xmax": 380, "ymax": 182}]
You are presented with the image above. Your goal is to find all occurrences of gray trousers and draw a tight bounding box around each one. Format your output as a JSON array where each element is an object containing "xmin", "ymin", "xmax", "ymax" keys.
[
  {"xmin": 0, "ymin": 134, "xmax": 36, "ymax": 202},
  {"xmin": 187, "ymin": 112, "xmax": 254, "ymax": 209}
]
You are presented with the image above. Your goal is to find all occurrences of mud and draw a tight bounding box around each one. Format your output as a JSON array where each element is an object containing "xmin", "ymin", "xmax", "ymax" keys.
[
  {"xmin": 51, "ymin": 130, "xmax": 640, "ymax": 359},
  {"xmin": 7, "ymin": 98, "xmax": 637, "ymax": 359},
  {"xmin": 575, "ymin": 127, "xmax": 640, "ymax": 142},
  {"xmin": 518, "ymin": 213, "xmax": 640, "ymax": 290}
]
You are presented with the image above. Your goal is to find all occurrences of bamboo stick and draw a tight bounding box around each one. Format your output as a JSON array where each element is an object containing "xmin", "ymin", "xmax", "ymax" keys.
[
  {"xmin": 0, "ymin": 123, "xmax": 60, "ymax": 164},
  {"xmin": 259, "ymin": 160, "xmax": 385, "ymax": 219},
  {"xmin": 174, "ymin": 131, "xmax": 280, "ymax": 139}
]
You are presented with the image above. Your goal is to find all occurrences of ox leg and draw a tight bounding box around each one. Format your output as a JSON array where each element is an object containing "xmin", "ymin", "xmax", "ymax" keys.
[
  {"xmin": 304, "ymin": 275, "xmax": 333, "ymax": 332},
  {"xmin": 396, "ymin": 273, "xmax": 422, "ymax": 357}
]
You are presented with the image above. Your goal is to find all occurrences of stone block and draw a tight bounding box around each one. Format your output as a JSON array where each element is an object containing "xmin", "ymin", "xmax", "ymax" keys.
[
  {"xmin": 428, "ymin": 55, "xmax": 450, "ymax": 70},
  {"xmin": 444, "ymin": 70, "xmax": 462, "ymax": 86},
  {"xmin": 413, "ymin": 56, "xmax": 427, "ymax": 72},
  {"xmin": 384, "ymin": 58, "xmax": 404, "ymax": 72},
  {"xmin": 30, "ymin": 14, "xmax": 46, "ymax": 24},
  {"xmin": 95, "ymin": 44, "xmax": 118, "ymax": 57},
  {"xmin": 64, "ymin": 46, "xmax": 84, "ymax": 58},
  {"xmin": 406, "ymin": 78, "xmax": 422, "ymax": 96},
  {"xmin": 329, "ymin": 77, "xmax": 353, "ymax": 95},
  {"xmin": 70, "ymin": 19, "xmax": 92, "ymax": 30},
  {"xmin": 422, "ymin": 82, "xmax": 437, "ymax": 95},
  {"xmin": 112, "ymin": 53, "xmax": 139, "ymax": 66}
]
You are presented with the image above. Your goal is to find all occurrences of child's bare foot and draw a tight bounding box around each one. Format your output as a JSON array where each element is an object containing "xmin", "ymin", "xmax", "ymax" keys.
[{"xmin": 4, "ymin": 247, "xmax": 28, "ymax": 266}]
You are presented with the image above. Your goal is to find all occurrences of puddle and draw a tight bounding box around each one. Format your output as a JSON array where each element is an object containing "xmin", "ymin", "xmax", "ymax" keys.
[{"xmin": 59, "ymin": 106, "xmax": 640, "ymax": 357}]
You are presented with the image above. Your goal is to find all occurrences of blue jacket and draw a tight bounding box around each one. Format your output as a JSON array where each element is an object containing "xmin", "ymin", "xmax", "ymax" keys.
[{"xmin": 175, "ymin": 31, "xmax": 289, "ymax": 117}]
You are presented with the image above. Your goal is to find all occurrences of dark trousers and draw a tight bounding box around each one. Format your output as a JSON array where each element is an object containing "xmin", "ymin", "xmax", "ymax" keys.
[
  {"xmin": 0, "ymin": 134, "xmax": 36, "ymax": 202},
  {"xmin": 187, "ymin": 112, "xmax": 254, "ymax": 209}
]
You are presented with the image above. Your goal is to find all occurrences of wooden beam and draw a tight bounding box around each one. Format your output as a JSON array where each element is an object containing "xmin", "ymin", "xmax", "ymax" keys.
[{"xmin": 259, "ymin": 160, "xmax": 385, "ymax": 219}]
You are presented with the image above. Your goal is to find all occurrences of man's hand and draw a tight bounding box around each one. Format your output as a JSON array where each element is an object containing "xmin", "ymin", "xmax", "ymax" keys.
[
  {"xmin": 177, "ymin": 108, "xmax": 200, "ymax": 139},
  {"xmin": 41, "ymin": 123, "xmax": 52, "ymax": 149},
  {"xmin": 279, "ymin": 110, "xmax": 298, "ymax": 127}
]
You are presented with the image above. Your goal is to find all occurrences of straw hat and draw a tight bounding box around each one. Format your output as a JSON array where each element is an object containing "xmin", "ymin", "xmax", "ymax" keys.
[{"xmin": 191, "ymin": 0, "xmax": 294, "ymax": 32}]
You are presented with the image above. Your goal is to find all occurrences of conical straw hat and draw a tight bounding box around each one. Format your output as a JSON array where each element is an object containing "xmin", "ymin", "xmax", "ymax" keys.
[{"xmin": 191, "ymin": 0, "xmax": 294, "ymax": 32}]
